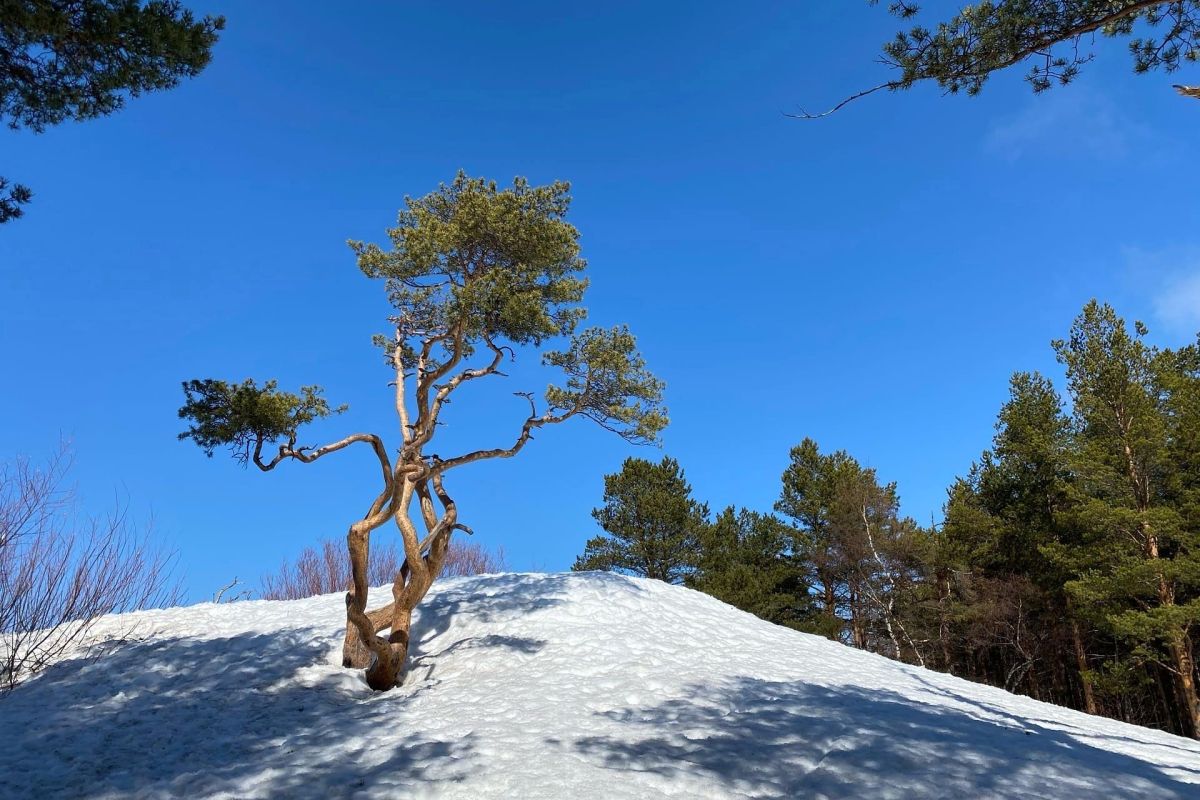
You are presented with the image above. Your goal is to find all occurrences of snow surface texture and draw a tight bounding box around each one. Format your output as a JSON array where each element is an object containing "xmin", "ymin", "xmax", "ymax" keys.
[{"xmin": 3, "ymin": 572, "xmax": 1200, "ymax": 799}]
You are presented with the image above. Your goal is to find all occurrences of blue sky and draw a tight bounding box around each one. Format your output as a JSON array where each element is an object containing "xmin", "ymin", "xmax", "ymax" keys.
[{"xmin": 2, "ymin": 2, "xmax": 1198, "ymax": 601}]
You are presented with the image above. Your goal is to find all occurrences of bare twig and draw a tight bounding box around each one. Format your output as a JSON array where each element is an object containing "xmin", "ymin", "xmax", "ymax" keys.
[{"xmin": 1, "ymin": 445, "xmax": 180, "ymax": 693}]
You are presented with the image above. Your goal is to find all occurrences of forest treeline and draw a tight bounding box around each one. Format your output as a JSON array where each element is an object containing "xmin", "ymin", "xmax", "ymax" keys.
[{"xmin": 574, "ymin": 300, "xmax": 1200, "ymax": 738}]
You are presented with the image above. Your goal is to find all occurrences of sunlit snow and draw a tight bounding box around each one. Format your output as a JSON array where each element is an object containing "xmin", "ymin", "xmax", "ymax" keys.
[{"xmin": 3, "ymin": 572, "xmax": 1199, "ymax": 798}]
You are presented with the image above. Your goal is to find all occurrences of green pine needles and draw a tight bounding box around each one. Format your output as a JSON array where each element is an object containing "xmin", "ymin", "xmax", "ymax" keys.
[
  {"xmin": 178, "ymin": 379, "xmax": 344, "ymax": 464},
  {"xmin": 1, "ymin": 1, "xmax": 224, "ymax": 221},
  {"xmin": 573, "ymin": 456, "xmax": 708, "ymax": 583},
  {"xmin": 801, "ymin": 1, "xmax": 1200, "ymax": 116}
]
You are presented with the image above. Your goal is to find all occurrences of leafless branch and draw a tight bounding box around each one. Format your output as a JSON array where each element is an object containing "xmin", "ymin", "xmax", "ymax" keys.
[
  {"xmin": 213, "ymin": 577, "xmax": 252, "ymax": 603},
  {"xmin": 1, "ymin": 446, "xmax": 180, "ymax": 692},
  {"xmin": 786, "ymin": 81, "xmax": 897, "ymax": 118}
]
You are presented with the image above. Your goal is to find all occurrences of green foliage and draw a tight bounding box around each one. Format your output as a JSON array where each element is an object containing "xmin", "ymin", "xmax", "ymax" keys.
[
  {"xmin": 177, "ymin": 379, "xmax": 344, "ymax": 463},
  {"xmin": 1090, "ymin": 657, "xmax": 1157, "ymax": 706},
  {"xmin": 1, "ymin": 1, "xmax": 224, "ymax": 131},
  {"xmin": 1049, "ymin": 302, "xmax": 1200, "ymax": 646},
  {"xmin": 183, "ymin": 172, "xmax": 665, "ymax": 467},
  {"xmin": 543, "ymin": 325, "xmax": 667, "ymax": 445},
  {"xmin": 1054, "ymin": 301, "xmax": 1163, "ymax": 504},
  {"xmin": 934, "ymin": 300, "xmax": 1200, "ymax": 734},
  {"xmin": 775, "ymin": 437, "xmax": 920, "ymax": 645},
  {"xmin": 1161, "ymin": 342, "xmax": 1200, "ymax": 534},
  {"xmin": 690, "ymin": 507, "xmax": 814, "ymax": 629},
  {"xmin": 871, "ymin": 1, "xmax": 1199, "ymax": 97},
  {"xmin": 937, "ymin": 371, "xmax": 1089, "ymax": 688},
  {"xmin": 573, "ymin": 456, "xmax": 707, "ymax": 583},
  {"xmin": 1, "ymin": 1, "xmax": 223, "ymax": 222},
  {"xmin": 351, "ymin": 173, "xmax": 588, "ymax": 361},
  {"xmin": 551, "ymin": 297, "xmax": 1198, "ymax": 734},
  {"xmin": 350, "ymin": 172, "xmax": 666, "ymax": 445},
  {"xmin": 775, "ymin": 437, "xmax": 840, "ymax": 534},
  {"xmin": 572, "ymin": 455, "xmax": 818, "ymax": 629},
  {"xmin": 953, "ymin": 371, "xmax": 1074, "ymax": 579},
  {"xmin": 0, "ymin": 177, "xmax": 31, "ymax": 223}
]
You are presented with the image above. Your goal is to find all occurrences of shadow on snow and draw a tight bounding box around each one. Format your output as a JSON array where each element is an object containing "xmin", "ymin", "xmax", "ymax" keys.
[
  {"xmin": 0, "ymin": 572, "xmax": 604, "ymax": 797},
  {"xmin": 0, "ymin": 629, "xmax": 470, "ymax": 798},
  {"xmin": 566, "ymin": 675, "xmax": 1199, "ymax": 799}
]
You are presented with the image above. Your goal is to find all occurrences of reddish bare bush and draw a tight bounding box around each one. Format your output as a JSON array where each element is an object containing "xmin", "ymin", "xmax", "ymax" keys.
[
  {"xmin": 261, "ymin": 537, "xmax": 505, "ymax": 600},
  {"xmin": 440, "ymin": 539, "xmax": 507, "ymax": 578},
  {"xmin": 261, "ymin": 539, "xmax": 400, "ymax": 601},
  {"xmin": 0, "ymin": 446, "xmax": 179, "ymax": 692}
]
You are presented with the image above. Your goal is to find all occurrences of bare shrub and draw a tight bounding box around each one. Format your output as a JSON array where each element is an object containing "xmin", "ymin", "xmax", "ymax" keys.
[
  {"xmin": 261, "ymin": 539, "xmax": 399, "ymax": 601},
  {"xmin": 0, "ymin": 446, "xmax": 179, "ymax": 692},
  {"xmin": 441, "ymin": 539, "xmax": 506, "ymax": 578},
  {"xmin": 261, "ymin": 537, "xmax": 505, "ymax": 600},
  {"xmin": 212, "ymin": 577, "xmax": 253, "ymax": 603}
]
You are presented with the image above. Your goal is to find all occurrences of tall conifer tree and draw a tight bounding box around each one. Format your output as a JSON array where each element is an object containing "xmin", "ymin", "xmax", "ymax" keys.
[
  {"xmin": 1051, "ymin": 301, "xmax": 1200, "ymax": 736},
  {"xmin": 775, "ymin": 438, "xmax": 921, "ymax": 654},
  {"xmin": 573, "ymin": 456, "xmax": 706, "ymax": 583},
  {"xmin": 689, "ymin": 507, "xmax": 813, "ymax": 629}
]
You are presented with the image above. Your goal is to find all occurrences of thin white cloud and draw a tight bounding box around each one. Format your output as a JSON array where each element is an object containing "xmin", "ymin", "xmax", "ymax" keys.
[
  {"xmin": 984, "ymin": 88, "xmax": 1151, "ymax": 161},
  {"xmin": 1153, "ymin": 270, "xmax": 1200, "ymax": 336},
  {"xmin": 1122, "ymin": 246, "xmax": 1200, "ymax": 338}
]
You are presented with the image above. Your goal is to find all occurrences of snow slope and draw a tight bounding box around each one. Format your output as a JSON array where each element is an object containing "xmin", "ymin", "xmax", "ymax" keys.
[{"xmin": 3, "ymin": 572, "xmax": 1200, "ymax": 799}]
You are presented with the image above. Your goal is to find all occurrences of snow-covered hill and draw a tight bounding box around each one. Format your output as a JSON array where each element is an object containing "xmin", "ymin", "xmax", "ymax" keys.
[{"xmin": 3, "ymin": 572, "xmax": 1200, "ymax": 799}]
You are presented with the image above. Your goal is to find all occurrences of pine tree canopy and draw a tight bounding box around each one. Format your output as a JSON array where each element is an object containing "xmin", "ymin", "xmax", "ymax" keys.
[
  {"xmin": 573, "ymin": 456, "xmax": 707, "ymax": 583},
  {"xmin": 1, "ymin": 1, "xmax": 224, "ymax": 222},
  {"xmin": 804, "ymin": 1, "xmax": 1200, "ymax": 115},
  {"xmin": 774, "ymin": 437, "xmax": 924, "ymax": 648},
  {"xmin": 690, "ymin": 507, "xmax": 814, "ymax": 630},
  {"xmin": 181, "ymin": 174, "xmax": 668, "ymax": 475},
  {"xmin": 177, "ymin": 379, "xmax": 345, "ymax": 464},
  {"xmin": 1048, "ymin": 303, "xmax": 1200, "ymax": 646}
]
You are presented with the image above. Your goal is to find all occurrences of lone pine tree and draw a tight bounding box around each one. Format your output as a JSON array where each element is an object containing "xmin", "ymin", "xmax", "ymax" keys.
[
  {"xmin": 573, "ymin": 456, "xmax": 706, "ymax": 583},
  {"xmin": 179, "ymin": 173, "xmax": 667, "ymax": 691}
]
